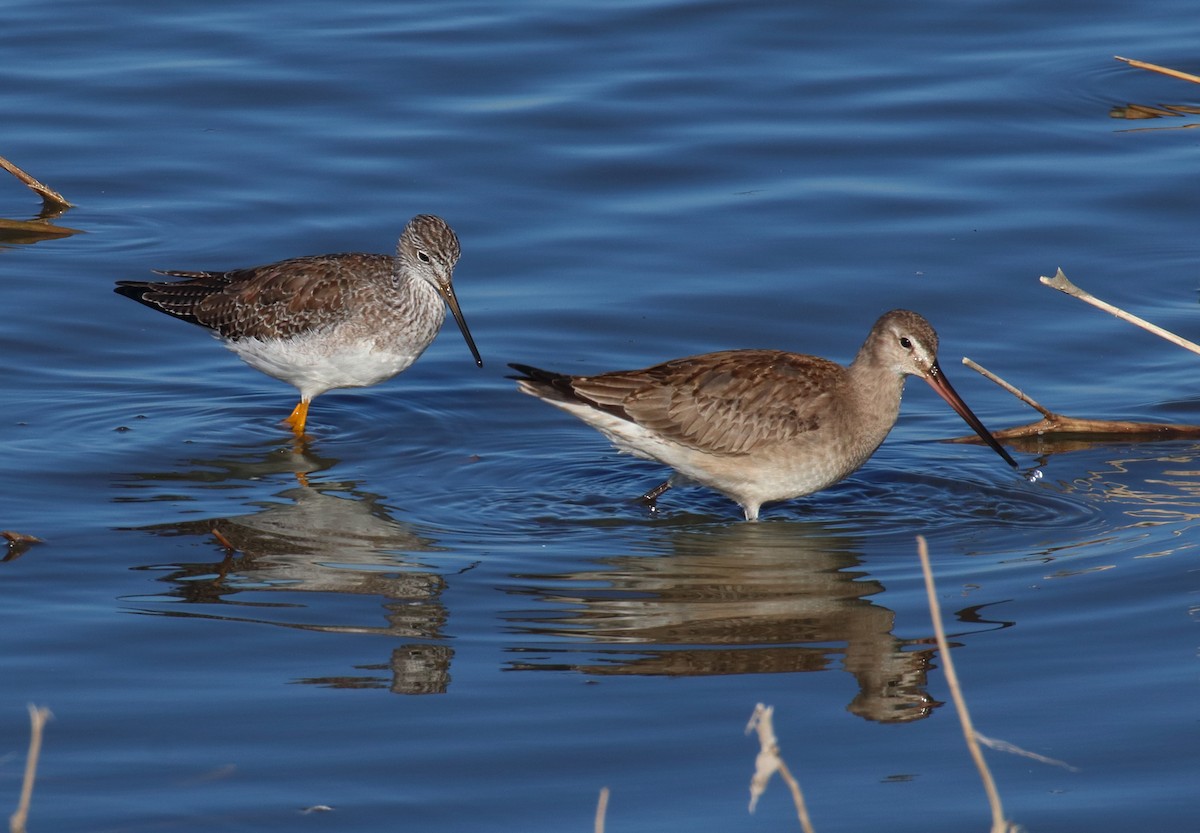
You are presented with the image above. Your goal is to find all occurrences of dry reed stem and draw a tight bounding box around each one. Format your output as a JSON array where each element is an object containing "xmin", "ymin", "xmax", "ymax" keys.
[
  {"xmin": 955, "ymin": 356, "xmax": 1200, "ymax": 443},
  {"xmin": 0, "ymin": 156, "xmax": 72, "ymax": 209},
  {"xmin": 746, "ymin": 704, "xmax": 815, "ymax": 833},
  {"xmin": 1041, "ymin": 268, "xmax": 1200, "ymax": 357},
  {"xmin": 961, "ymin": 359, "xmax": 1054, "ymax": 418},
  {"xmin": 594, "ymin": 787, "xmax": 609, "ymax": 833},
  {"xmin": 9, "ymin": 705, "xmax": 52, "ymax": 833},
  {"xmin": 1114, "ymin": 56, "xmax": 1200, "ymax": 85},
  {"xmin": 916, "ymin": 537, "xmax": 1015, "ymax": 833}
]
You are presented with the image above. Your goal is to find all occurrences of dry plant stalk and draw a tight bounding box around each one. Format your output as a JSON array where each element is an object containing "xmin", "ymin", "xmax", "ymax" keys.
[
  {"xmin": 0, "ymin": 155, "xmax": 72, "ymax": 209},
  {"xmin": 745, "ymin": 703, "xmax": 815, "ymax": 833},
  {"xmin": 961, "ymin": 359, "xmax": 1052, "ymax": 419},
  {"xmin": 916, "ymin": 537, "xmax": 1017, "ymax": 833},
  {"xmin": 950, "ymin": 357, "xmax": 1200, "ymax": 443},
  {"xmin": 1114, "ymin": 55, "xmax": 1200, "ymax": 85},
  {"xmin": 9, "ymin": 705, "xmax": 52, "ymax": 833},
  {"xmin": 594, "ymin": 787, "xmax": 609, "ymax": 833},
  {"xmin": 945, "ymin": 269, "xmax": 1200, "ymax": 443},
  {"xmin": 1040, "ymin": 268, "xmax": 1200, "ymax": 357}
]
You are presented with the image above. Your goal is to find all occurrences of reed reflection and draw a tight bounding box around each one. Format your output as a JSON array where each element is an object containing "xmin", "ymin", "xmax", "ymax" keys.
[
  {"xmin": 0, "ymin": 156, "xmax": 80, "ymax": 246},
  {"xmin": 0, "ymin": 212, "xmax": 80, "ymax": 244},
  {"xmin": 117, "ymin": 442, "xmax": 455, "ymax": 694},
  {"xmin": 504, "ymin": 522, "xmax": 939, "ymax": 723},
  {"xmin": 1109, "ymin": 101, "xmax": 1200, "ymax": 129}
]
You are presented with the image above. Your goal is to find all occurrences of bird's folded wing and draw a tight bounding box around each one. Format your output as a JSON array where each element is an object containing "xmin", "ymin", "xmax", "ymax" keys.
[{"xmin": 569, "ymin": 350, "xmax": 841, "ymax": 455}]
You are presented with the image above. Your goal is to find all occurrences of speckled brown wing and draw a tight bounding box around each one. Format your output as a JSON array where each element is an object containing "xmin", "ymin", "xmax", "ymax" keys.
[
  {"xmin": 568, "ymin": 349, "xmax": 846, "ymax": 455},
  {"xmin": 117, "ymin": 253, "xmax": 391, "ymax": 340}
]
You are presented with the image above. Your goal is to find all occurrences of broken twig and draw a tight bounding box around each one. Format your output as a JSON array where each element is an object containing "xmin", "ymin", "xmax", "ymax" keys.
[
  {"xmin": 1114, "ymin": 56, "xmax": 1200, "ymax": 85},
  {"xmin": 1040, "ymin": 268, "xmax": 1200, "ymax": 357},
  {"xmin": 0, "ymin": 155, "xmax": 72, "ymax": 209},
  {"xmin": 962, "ymin": 358, "xmax": 1053, "ymax": 419}
]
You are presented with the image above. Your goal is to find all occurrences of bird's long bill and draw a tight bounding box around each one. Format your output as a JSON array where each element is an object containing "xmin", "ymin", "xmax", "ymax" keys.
[
  {"xmin": 441, "ymin": 284, "xmax": 483, "ymax": 367},
  {"xmin": 924, "ymin": 360, "xmax": 1018, "ymax": 470}
]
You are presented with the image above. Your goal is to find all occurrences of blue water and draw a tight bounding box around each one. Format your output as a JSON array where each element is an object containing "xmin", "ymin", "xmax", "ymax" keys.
[{"xmin": 2, "ymin": 1, "xmax": 1199, "ymax": 831}]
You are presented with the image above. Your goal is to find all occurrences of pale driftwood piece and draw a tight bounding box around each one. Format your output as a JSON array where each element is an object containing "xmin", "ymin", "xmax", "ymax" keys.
[
  {"xmin": 1040, "ymin": 268, "xmax": 1200, "ymax": 357},
  {"xmin": 916, "ymin": 537, "xmax": 1017, "ymax": 833},
  {"xmin": 949, "ymin": 357, "xmax": 1200, "ymax": 444},
  {"xmin": 0, "ymin": 155, "xmax": 73, "ymax": 209},
  {"xmin": 1114, "ymin": 55, "xmax": 1200, "ymax": 85}
]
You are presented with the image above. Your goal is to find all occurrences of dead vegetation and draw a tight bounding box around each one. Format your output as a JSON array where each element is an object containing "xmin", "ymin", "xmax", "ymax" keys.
[
  {"xmin": 1109, "ymin": 56, "xmax": 1200, "ymax": 127},
  {"xmin": 0, "ymin": 153, "xmax": 80, "ymax": 244},
  {"xmin": 950, "ymin": 269, "xmax": 1200, "ymax": 450},
  {"xmin": 8, "ymin": 706, "xmax": 51, "ymax": 833}
]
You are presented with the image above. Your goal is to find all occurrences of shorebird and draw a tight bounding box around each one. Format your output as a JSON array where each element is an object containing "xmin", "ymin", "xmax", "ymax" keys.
[
  {"xmin": 115, "ymin": 214, "xmax": 482, "ymax": 435},
  {"xmin": 509, "ymin": 309, "xmax": 1018, "ymax": 521}
]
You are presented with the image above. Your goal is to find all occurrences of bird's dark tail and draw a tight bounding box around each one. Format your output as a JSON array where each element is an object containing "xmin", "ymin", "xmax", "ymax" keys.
[{"xmin": 507, "ymin": 362, "xmax": 582, "ymax": 400}]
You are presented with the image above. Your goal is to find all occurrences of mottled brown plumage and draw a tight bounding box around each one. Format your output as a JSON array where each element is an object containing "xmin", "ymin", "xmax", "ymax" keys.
[
  {"xmin": 115, "ymin": 214, "xmax": 482, "ymax": 435},
  {"xmin": 511, "ymin": 310, "xmax": 1017, "ymax": 520},
  {"xmin": 561, "ymin": 351, "xmax": 839, "ymax": 455},
  {"xmin": 136, "ymin": 254, "xmax": 394, "ymax": 340}
]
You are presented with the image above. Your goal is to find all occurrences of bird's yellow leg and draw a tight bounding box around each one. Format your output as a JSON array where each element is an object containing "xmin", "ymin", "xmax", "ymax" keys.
[{"xmin": 283, "ymin": 400, "xmax": 310, "ymax": 435}]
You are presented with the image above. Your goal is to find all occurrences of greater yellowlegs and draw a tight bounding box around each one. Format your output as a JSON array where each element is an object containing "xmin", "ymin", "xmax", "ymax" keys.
[{"xmin": 116, "ymin": 214, "xmax": 482, "ymax": 435}]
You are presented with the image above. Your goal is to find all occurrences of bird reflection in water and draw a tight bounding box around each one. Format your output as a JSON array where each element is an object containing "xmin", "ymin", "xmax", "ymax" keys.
[
  {"xmin": 505, "ymin": 522, "xmax": 946, "ymax": 723},
  {"xmin": 117, "ymin": 442, "xmax": 458, "ymax": 695}
]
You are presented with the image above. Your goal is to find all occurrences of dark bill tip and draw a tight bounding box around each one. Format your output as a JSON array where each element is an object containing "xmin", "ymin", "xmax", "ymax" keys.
[
  {"xmin": 442, "ymin": 286, "xmax": 483, "ymax": 368},
  {"xmin": 925, "ymin": 362, "xmax": 1018, "ymax": 470}
]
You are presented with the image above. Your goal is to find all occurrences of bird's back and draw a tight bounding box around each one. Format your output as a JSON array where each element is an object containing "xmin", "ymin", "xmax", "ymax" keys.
[{"xmin": 114, "ymin": 253, "xmax": 393, "ymax": 341}]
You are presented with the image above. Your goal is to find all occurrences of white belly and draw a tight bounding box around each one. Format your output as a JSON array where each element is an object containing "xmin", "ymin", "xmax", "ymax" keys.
[{"xmin": 224, "ymin": 331, "xmax": 421, "ymax": 400}]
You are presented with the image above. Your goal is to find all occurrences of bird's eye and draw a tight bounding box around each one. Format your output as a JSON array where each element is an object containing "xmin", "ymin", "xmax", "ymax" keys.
[
  {"xmin": 417, "ymin": 251, "xmax": 431, "ymax": 263},
  {"xmin": 899, "ymin": 336, "xmax": 913, "ymax": 349}
]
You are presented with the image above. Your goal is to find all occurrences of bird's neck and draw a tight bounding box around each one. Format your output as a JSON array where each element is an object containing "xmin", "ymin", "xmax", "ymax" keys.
[
  {"xmin": 390, "ymin": 271, "xmax": 445, "ymax": 332},
  {"xmin": 845, "ymin": 352, "xmax": 908, "ymax": 438}
]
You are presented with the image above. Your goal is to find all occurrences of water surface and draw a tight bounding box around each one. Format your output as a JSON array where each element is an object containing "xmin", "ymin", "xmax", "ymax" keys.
[{"xmin": 2, "ymin": 2, "xmax": 1199, "ymax": 831}]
